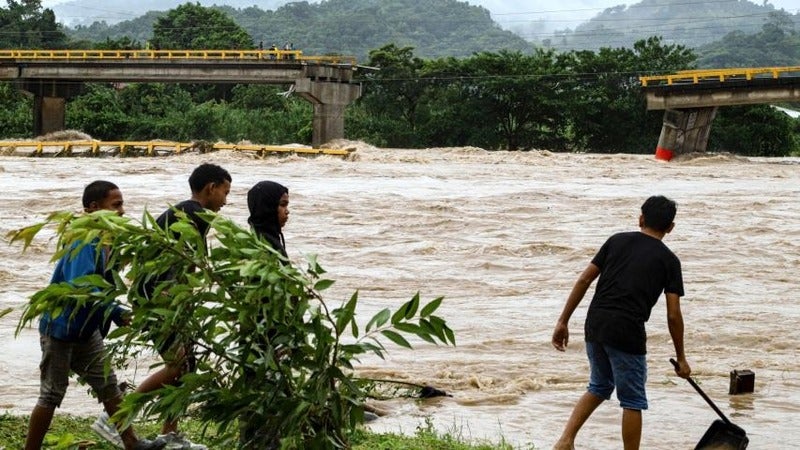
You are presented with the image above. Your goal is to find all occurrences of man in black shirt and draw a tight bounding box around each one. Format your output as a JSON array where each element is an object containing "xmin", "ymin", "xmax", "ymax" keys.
[{"xmin": 552, "ymin": 195, "xmax": 692, "ymax": 450}]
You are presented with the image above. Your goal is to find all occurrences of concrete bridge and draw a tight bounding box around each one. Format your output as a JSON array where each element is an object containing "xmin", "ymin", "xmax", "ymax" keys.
[
  {"xmin": 640, "ymin": 66, "xmax": 800, "ymax": 160},
  {"xmin": 0, "ymin": 49, "xmax": 363, "ymax": 148}
]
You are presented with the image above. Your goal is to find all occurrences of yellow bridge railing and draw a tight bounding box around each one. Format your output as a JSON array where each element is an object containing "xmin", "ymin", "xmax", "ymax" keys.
[
  {"xmin": 0, "ymin": 140, "xmax": 354, "ymax": 157},
  {"xmin": 0, "ymin": 49, "xmax": 357, "ymax": 65},
  {"xmin": 639, "ymin": 66, "xmax": 800, "ymax": 87}
]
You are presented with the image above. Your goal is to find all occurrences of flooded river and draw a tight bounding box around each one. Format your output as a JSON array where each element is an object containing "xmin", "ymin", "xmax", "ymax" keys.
[{"xmin": 1, "ymin": 143, "xmax": 798, "ymax": 449}]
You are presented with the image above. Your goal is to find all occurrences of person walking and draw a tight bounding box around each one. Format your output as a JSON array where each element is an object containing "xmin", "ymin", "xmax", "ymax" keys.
[
  {"xmin": 93, "ymin": 164, "xmax": 231, "ymax": 450},
  {"xmin": 551, "ymin": 195, "xmax": 692, "ymax": 450},
  {"xmin": 25, "ymin": 180, "xmax": 166, "ymax": 450}
]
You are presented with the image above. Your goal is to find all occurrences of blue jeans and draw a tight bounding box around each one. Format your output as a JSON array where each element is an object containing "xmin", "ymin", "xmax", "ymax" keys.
[{"xmin": 585, "ymin": 341, "xmax": 648, "ymax": 410}]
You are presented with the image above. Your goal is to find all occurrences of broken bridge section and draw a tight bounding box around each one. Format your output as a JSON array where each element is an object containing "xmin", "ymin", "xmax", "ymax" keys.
[
  {"xmin": 0, "ymin": 50, "xmax": 364, "ymax": 148},
  {"xmin": 640, "ymin": 67, "xmax": 800, "ymax": 160}
]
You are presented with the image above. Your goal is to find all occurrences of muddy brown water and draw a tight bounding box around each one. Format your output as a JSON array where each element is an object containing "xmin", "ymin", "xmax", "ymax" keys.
[{"xmin": 1, "ymin": 143, "xmax": 798, "ymax": 449}]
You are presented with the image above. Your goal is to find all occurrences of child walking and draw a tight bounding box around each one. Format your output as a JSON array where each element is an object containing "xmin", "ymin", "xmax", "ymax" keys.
[
  {"xmin": 25, "ymin": 180, "xmax": 166, "ymax": 450},
  {"xmin": 94, "ymin": 163, "xmax": 230, "ymax": 449}
]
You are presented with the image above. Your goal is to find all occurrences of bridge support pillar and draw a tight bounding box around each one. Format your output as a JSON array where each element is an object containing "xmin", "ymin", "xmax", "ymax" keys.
[
  {"xmin": 21, "ymin": 80, "xmax": 84, "ymax": 137},
  {"xmin": 33, "ymin": 96, "xmax": 66, "ymax": 136},
  {"xmin": 654, "ymin": 106, "xmax": 717, "ymax": 161},
  {"xmin": 295, "ymin": 78, "xmax": 361, "ymax": 148}
]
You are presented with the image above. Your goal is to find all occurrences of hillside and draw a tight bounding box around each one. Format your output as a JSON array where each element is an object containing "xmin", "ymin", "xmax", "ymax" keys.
[
  {"xmin": 544, "ymin": 0, "xmax": 800, "ymax": 51},
  {"xmin": 50, "ymin": 0, "xmax": 286, "ymax": 27},
  {"xmin": 60, "ymin": 0, "xmax": 800, "ymax": 65},
  {"xmin": 65, "ymin": 0, "xmax": 535, "ymax": 60}
]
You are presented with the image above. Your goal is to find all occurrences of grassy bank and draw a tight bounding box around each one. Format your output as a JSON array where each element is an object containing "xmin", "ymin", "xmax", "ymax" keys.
[{"xmin": 0, "ymin": 414, "xmax": 533, "ymax": 449}]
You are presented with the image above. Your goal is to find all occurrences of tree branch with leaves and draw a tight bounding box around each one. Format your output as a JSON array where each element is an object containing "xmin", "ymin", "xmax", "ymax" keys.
[{"xmin": 9, "ymin": 209, "xmax": 455, "ymax": 449}]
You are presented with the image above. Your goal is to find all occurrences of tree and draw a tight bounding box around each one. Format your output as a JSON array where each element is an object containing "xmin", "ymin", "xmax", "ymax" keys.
[
  {"xmin": 710, "ymin": 105, "xmax": 798, "ymax": 157},
  {"xmin": 11, "ymin": 210, "xmax": 455, "ymax": 449},
  {"xmin": 0, "ymin": 82, "xmax": 32, "ymax": 137},
  {"xmin": 566, "ymin": 37, "xmax": 696, "ymax": 153},
  {"xmin": 151, "ymin": 2, "xmax": 252, "ymax": 50},
  {"xmin": 442, "ymin": 49, "xmax": 572, "ymax": 150},
  {"xmin": 66, "ymin": 84, "xmax": 132, "ymax": 140},
  {"xmin": 360, "ymin": 44, "xmax": 430, "ymax": 148},
  {"xmin": 0, "ymin": 0, "xmax": 68, "ymax": 48}
]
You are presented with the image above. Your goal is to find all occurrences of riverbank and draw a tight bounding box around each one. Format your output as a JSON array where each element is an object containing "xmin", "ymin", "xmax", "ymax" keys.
[{"xmin": 0, "ymin": 414, "xmax": 529, "ymax": 449}]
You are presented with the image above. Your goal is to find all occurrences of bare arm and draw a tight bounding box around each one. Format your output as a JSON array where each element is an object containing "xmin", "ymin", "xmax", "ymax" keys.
[
  {"xmin": 552, "ymin": 263, "xmax": 600, "ymax": 352},
  {"xmin": 666, "ymin": 292, "xmax": 691, "ymax": 378}
]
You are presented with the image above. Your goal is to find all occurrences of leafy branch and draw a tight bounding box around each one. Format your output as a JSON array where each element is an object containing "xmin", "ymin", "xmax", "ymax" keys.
[{"xmin": 9, "ymin": 208, "xmax": 457, "ymax": 449}]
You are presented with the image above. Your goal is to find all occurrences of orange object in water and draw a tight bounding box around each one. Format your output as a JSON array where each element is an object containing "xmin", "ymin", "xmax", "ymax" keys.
[{"xmin": 655, "ymin": 146, "xmax": 674, "ymax": 161}]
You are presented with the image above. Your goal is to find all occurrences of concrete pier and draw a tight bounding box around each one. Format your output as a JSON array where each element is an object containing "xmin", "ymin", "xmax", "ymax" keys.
[{"xmin": 654, "ymin": 107, "xmax": 718, "ymax": 161}]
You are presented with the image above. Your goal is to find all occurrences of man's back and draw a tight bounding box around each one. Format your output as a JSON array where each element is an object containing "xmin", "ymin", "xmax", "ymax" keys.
[{"xmin": 585, "ymin": 231, "xmax": 683, "ymax": 354}]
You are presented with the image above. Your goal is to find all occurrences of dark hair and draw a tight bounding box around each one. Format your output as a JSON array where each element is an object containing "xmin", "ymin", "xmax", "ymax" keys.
[
  {"xmin": 641, "ymin": 195, "xmax": 677, "ymax": 232},
  {"xmin": 82, "ymin": 180, "xmax": 119, "ymax": 208},
  {"xmin": 188, "ymin": 163, "xmax": 231, "ymax": 193}
]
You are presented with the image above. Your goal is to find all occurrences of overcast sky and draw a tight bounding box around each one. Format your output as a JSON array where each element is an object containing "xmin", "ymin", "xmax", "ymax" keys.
[
  {"xmin": 474, "ymin": 0, "xmax": 799, "ymax": 32},
  {"xmin": 41, "ymin": 0, "xmax": 799, "ymax": 31}
]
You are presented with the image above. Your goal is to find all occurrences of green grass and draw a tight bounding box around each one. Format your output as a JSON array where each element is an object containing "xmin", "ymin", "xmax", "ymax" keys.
[{"xmin": 0, "ymin": 414, "xmax": 535, "ymax": 449}]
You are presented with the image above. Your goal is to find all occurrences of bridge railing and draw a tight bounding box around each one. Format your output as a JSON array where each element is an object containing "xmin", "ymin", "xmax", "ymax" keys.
[
  {"xmin": 639, "ymin": 66, "xmax": 800, "ymax": 87},
  {"xmin": 0, "ymin": 140, "xmax": 354, "ymax": 157},
  {"xmin": 0, "ymin": 49, "xmax": 357, "ymax": 65}
]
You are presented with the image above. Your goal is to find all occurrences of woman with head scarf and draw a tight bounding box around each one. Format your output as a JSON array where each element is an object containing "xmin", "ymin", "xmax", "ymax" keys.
[
  {"xmin": 247, "ymin": 181, "xmax": 289, "ymax": 258},
  {"xmin": 241, "ymin": 180, "xmax": 291, "ymax": 448}
]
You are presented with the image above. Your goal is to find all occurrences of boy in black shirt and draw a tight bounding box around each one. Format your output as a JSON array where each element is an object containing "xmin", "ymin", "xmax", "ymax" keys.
[
  {"xmin": 93, "ymin": 164, "xmax": 230, "ymax": 450},
  {"xmin": 552, "ymin": 195, "xmax": 692, "ymax": 450}
]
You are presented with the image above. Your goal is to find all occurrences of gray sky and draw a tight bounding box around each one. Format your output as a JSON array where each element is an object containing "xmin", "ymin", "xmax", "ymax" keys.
[{"xmin": 474, "ymin": 0, "xmax": 799, "ymax": 34}]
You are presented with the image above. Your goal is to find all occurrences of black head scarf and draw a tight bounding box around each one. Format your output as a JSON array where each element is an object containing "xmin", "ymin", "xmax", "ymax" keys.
[{"xmin": 247, "ymin": 181, "xmax": 289, "ymax": 257}]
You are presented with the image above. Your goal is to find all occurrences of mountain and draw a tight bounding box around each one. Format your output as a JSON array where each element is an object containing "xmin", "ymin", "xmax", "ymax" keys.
[
  {"xmin": 48, "ymin": 0, "xmax": 286, "ymax": 27},
  {"xmin": 545, "ymin": 0, "xmax": 800, "ymax": 51},
  {"xmin": 64, "ymin": 0, "xmax": 536, "ymax": 60},
  {"xmin": 54, "ymin": 0, "xmax": 800, "ymax": 60}
]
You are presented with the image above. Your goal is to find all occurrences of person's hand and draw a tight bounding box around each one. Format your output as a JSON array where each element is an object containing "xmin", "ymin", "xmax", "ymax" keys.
[
  {"xmin": 552, "ymin": 322, "xmax": 569, "ymax": 352},
  {"xmin": 670, "ymin": 358, "xmax": 692, "ymax": 379}
]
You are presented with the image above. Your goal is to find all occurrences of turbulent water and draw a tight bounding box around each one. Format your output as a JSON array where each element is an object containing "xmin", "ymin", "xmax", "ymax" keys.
[{"xmin": 1, "ymin": 143, "xmax": 798, "ymax": 449}]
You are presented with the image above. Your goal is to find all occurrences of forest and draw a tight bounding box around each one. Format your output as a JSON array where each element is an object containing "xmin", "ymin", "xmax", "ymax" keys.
[{"xmin": 0, "ymin": 0, "xmax": 798, "ymax": 156}]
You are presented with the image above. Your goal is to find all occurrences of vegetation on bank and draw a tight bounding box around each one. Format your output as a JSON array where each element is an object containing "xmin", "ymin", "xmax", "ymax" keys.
[
  {"xmin": 0, "ymin": 414, "xmax": 531, "ymax": 450},
  {"xmin": 9, "ymin": 208, "xmax": 457, "ymax": 449},
  {"xmin": 0, "ymin": 1, "xmax": 798, "ymax": 156}
]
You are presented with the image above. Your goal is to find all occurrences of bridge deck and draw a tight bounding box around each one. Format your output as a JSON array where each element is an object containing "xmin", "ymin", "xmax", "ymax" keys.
[
  {"xmin": 0, "ymin": 49, "xmax": 357, "ymax": 65},
  {"xmin": 640, "ymin": 66, "xmax": 800, "ymax": 87}
]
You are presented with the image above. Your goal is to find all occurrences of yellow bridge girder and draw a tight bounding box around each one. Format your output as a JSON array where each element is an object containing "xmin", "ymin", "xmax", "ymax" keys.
[
  {"xmin": 639, "ymin": 66, "xmax": 800, "ymax": 87},
  {"xmin": 0, "ymin": 140, "xmax": 354, "ymax": 157},
  {"xmin": 0, "ymin": 49, "xmax": 357, "ymax": 65}
]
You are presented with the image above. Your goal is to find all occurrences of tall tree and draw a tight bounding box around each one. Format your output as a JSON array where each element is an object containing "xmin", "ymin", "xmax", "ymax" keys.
[
  {"xmin": 0, "ymin": 82, "xmax": 31, "ymax": 136},
  {"xmin": 442, "ymin": 49, "xmax": 572, "ymax": 150},
  {"xmin": 151, "ymin": 2, "xmax": 252, "ymax": 50},
  {"xmin": 0, "ymin": 0, "xmax": 67, "ymax": 48},
  {"xmin": 359, "ymin": 44, "xmax": 430, "ymax": 147},
  {"xmin": 566, "ymin": 37, "xmax": 696, "ymax": 153}
]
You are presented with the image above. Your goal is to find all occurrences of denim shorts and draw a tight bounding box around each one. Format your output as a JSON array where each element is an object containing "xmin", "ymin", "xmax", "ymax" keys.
[
  {"xmin": 37, "ymin": 331, "xmax": 120, "ymax": 408},
  {"xmin": 585, "ymin": 341, "xmax": 648, "ymax": 410}
]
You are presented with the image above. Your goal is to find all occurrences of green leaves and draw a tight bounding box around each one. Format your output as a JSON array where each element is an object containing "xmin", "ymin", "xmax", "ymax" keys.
[
  {"xmin": 359, "ymin": 293, "xmax": 455, "ymax": 360},
  {"xmin": 13, "ymin": 208, "xmax": 456, "ymax": 449},
  {"xmin": 391, "ymin": 293, "xmax": 419, "ymax": 324},
  {"xmin": 420, "ymin": 296, "xmax": 443, "ymax": 317},
  {"xmin": 365, "ymin": 308, "xmax": 390, "ymax": 333}
]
